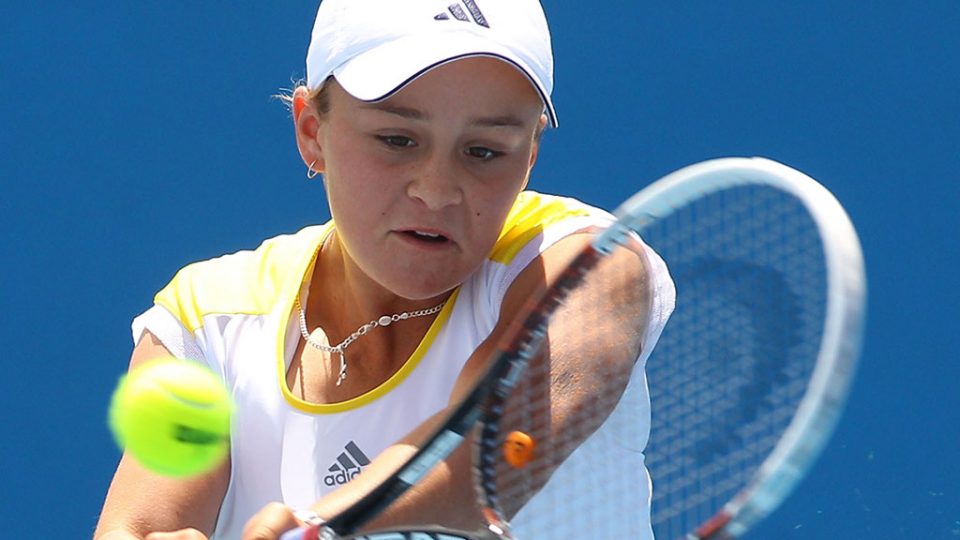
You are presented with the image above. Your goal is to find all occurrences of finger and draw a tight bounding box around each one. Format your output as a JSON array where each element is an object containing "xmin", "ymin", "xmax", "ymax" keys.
[
  {"xmin": 242, "ymin": 502, "xmax": 300, "ymax": 540},
  {"xmin": 144, "ymin": 528, "xmax": 208, "ymax": 540}
]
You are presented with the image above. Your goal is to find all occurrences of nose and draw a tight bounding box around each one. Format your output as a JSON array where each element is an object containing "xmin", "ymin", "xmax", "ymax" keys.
[{"xmin": 406, "ymin": 152, "xmax": 463, "ymax": 210}]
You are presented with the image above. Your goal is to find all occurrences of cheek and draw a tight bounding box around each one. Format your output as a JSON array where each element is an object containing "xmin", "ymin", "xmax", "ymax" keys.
[
  {"xmin": 466, "ymin": 157, "xmax": 532, "ymax": 220},
  {"xmin": 325, "ymin": 145, "xmax": 395, "ymax": 206},
  {"xmin": 468, "ymin": 187, "xmax": 526, "ymax": 249}
]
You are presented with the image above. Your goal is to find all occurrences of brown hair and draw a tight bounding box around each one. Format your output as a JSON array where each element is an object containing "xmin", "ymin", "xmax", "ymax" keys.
[{"xmin": 277, "ymin": 76, "xmax": 334, "ymax": 117}]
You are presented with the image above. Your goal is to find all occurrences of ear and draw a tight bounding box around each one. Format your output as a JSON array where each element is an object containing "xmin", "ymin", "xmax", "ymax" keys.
[{"xmin": 293, "ymin": 87, "xmax": 326, "ymax": 175}]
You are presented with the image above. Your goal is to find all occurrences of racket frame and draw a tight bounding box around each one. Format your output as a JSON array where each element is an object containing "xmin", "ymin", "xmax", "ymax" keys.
[{"xmin": 617, "ymin": 158, "xmax": 865, "ymax": 538}]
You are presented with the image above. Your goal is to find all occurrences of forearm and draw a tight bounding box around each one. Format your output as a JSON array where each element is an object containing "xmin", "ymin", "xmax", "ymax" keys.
[
  {"xmin": 95, "ymin": 453, "xmax": 228, "ymax": 539},
  {"xmin": 489, "ymin": 236, "xmax": 651, "ymax": 517}
]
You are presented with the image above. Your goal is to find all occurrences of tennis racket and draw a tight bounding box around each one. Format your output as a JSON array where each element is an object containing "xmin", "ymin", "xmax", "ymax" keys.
[{"xmin": 281, "ymin": 157, "xmax": 866, "ymax": 539}]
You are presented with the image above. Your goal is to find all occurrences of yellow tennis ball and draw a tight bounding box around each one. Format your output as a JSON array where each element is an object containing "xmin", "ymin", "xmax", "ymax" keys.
[{"xmin": 108, "ymin": 356, "xmax": 232, "ymax": 478}]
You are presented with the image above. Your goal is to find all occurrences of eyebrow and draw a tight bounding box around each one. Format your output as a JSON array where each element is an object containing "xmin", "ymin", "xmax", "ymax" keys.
[
  {"xmin": 359, "ymin": 103, "xmax": 527, "ymax": 128},
  {"xmin": 360, "ymin": 103, "xmax": 426, "ymax": 120},
  {"xmin": 472, "ymin": 115, "xmax": 527, "ymax": 128}
]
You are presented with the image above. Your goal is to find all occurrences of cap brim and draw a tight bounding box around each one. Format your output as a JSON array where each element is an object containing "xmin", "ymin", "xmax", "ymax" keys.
[{"xmin": 333, "ymin": 33, "xmax": 558, "ymax": 128}]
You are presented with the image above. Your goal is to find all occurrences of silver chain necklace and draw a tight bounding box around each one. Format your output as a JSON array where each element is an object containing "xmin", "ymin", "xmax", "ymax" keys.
[{"xmin": 295, "ymin": 296, "xmax": 446, "ymax": 386}]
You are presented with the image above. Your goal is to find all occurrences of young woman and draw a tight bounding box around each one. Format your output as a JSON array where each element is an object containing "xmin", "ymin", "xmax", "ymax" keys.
[{"xmin": 95, "ymin": 1, "xmax": 674, "ymax": 539}]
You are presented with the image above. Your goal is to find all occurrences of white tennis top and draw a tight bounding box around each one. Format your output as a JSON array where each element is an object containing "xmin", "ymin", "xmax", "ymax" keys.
[{"xmin": 132, "ymin": 191, "xmax": 674, "ymax": 539}]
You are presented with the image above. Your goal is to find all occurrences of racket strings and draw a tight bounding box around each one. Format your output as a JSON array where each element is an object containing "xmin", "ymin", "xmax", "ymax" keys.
[
  {"xmin": 481, "ymin": 184, "xmax": 829, "ymax": 539},
  {"xmin": 645, "ymin": 186, "xmax": 827, "ymax": 538}
]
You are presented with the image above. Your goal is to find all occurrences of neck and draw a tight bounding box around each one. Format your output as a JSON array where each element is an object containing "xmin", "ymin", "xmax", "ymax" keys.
[{"xmin": 306, "ymin": 230, "xmax": 449, "ymax": 342}]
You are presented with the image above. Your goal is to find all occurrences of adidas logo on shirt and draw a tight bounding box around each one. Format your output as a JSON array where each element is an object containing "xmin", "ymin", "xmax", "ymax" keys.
[
  {"xmin": 434, "ymin": 0, "xmax": 489, "ymax": 28},
  {"xmin": 323, "ymin": 441, "xmax": 372, "ymax": 487}
]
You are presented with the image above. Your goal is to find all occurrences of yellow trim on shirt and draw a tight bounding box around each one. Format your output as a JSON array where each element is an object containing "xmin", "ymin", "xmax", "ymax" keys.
[
  {"xmin": 155, "ymin": 225, "xmax": 331, "ymax": 333},
  {"xmin": 490, "ymin": 191, "xmax": 591, "ymax": 264},
  {"xmin": 279, "ymin": 288, "xmax": 461, "ymax": 414}
]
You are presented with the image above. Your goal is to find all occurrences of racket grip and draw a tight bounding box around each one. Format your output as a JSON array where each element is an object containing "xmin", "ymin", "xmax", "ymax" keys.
[{"xmin": 280, "ymin": 524, "xmax": 320, "ymax": 540}]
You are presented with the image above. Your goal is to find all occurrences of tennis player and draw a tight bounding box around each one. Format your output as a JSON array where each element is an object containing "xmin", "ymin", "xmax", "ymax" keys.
[{"xmin": 95, "ymin": 1, "xmax": 674, "ymax": 539}]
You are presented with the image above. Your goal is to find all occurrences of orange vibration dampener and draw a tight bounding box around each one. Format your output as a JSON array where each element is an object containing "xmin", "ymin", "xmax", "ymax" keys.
[{"xmin": 503, "ymin": 431, "xmax": 536, "ymax": 468}]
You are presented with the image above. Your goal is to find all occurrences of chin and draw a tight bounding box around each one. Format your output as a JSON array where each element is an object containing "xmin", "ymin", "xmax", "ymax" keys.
[{"xmin": 384, "ymin": 272, "xmax": 465, "ymax": 302}]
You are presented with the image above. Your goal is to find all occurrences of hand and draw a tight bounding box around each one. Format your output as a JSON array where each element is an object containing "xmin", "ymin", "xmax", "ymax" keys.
[
  {"xmin": 242, "ymin": 502, "xmax": 302, "ymax": 540},
  {"xmin": 144, "ymin": 529, "xmax": 208, "ymax": 539}
]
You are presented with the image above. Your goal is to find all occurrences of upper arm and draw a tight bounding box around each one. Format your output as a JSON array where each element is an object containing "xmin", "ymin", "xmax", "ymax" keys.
[
  {"xmin": 449, "ymin": 231, "xmax": 652, "ymax": 516},
  {"xmin": 94, "ymin": 332, "xmax": 230, "ymax": 539},
  {"xmin": 452, "ymin": 231, "xmax": 651, "ymax": 405}
]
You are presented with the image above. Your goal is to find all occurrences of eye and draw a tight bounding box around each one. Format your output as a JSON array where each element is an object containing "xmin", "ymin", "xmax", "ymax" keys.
[
  {"xmin": 466, "ymin": 146, "xmax": 504, "ymax": 161},
  {"xmin": 376, "ymin": 135, "xmax": 416, "ymax": 149}
]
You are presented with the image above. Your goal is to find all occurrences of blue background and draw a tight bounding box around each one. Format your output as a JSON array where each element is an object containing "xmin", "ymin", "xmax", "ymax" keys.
[{"xmin": 2, "ymin": 1, "xmax": 957, "ymax": 538}]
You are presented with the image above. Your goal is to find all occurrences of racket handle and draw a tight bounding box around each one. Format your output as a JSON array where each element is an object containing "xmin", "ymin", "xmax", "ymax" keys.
[{"xmin": 280, "ymin": 524, "xmax": 320, "ymax": 540}]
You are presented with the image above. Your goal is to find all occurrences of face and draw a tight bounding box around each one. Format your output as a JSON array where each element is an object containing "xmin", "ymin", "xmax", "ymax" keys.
[{"xmin": 296, "ymin": 57, "xmax": 547, "ymax": 301}]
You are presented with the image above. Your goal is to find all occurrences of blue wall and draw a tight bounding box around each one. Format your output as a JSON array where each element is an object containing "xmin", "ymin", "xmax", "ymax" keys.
[{"xmin": 2, "ymin": 2, "xmax": 957, "ymax": 537}]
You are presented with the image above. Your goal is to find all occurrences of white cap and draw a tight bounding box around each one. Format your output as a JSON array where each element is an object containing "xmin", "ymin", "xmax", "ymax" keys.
[{"xmin": 306, "ymin": 0, "xmax": 558, "ymax": 127}]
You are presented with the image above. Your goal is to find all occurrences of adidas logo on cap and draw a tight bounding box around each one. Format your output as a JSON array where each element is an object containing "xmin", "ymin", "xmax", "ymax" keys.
[
  {"xmin": 323, "ymin": 441, "xmax": 372, "ymax": 487},
  {"xmin": 434, "ymin": 0, "xmax": 489, "ymax": 28}
]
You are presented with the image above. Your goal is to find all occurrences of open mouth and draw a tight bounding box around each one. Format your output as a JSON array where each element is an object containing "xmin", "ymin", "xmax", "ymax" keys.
[{"xmin": 402, "ymin": 230, "xmax": 449, "ymax": 244}]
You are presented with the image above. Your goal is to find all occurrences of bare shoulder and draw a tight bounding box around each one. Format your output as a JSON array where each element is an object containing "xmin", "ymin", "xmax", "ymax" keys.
[
  {"xmin": 452, "ymin": 230, "xmax": 652, "ymax": 402},
  {"xmin": 502, "ymin": 231, "xmax": 652, "ymax": 346}
]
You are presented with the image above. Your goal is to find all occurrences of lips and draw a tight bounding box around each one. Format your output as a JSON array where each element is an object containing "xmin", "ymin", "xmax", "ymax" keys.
[
  {"xmin": 403, "ymin": 230, "xmax": 448, "ymax": 242},
  {"xmin": 396, "ymin": 228, "xmax": 454, "ymax": 246}
]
